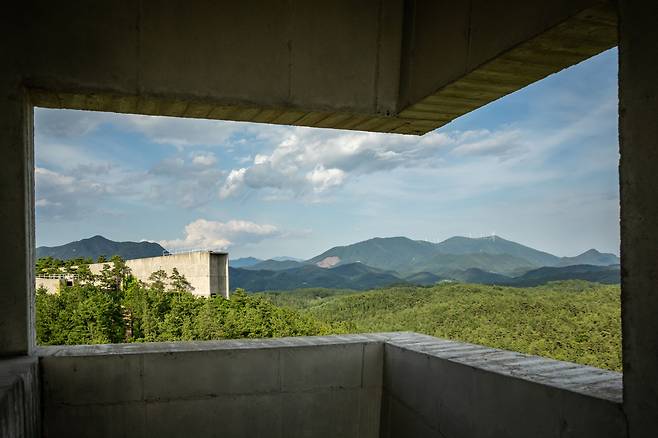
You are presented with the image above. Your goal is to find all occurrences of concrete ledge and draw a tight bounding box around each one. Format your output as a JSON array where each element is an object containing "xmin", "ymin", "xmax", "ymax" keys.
[
  {"xmin": 37, "ymin": 333, "xmax": 394, "ymax": 356},
  {"xmin": 37, "ymin": 333, "xmax": 625, "ymax": 438},
  {"xmin": 385, "ymin": 332, "xmax": 622, "ymax": 403},
  {"xmin": 382, "ymin": 333, "xmax": 625, "ymax": 438},
  {"xmin": 39, "ymin": 335, "xmax": 386, "ymax": 438}
]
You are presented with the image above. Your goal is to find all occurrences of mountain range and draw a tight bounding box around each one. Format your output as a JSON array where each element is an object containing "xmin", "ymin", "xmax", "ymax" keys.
[
  {"xmin": 36, "ymin": 235, "xmax": 166, "ymax": 261},
  {"xmin": 38, "ymin": 235, "xmax": 620, "ymax": 290},
  {"xmin": 230, "ymin": 235, "xmax": 619, "ymax": 290}
]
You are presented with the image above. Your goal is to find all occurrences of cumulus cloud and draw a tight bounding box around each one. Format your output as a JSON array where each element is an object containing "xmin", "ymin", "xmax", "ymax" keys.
[
  {"xmin": 216, "ymin": 127, "xmax": 527, "ymax": 200},
  {"xmin": 219, "ymin": 168, "xmax": 247, "ymax": 199},
  {"xmin": 160, "ymin": 219, "xmax": 280, "ymax": 250},
  {"xmin": 305, "ymin": 165, "xmax": 345, "ymax": 192}
]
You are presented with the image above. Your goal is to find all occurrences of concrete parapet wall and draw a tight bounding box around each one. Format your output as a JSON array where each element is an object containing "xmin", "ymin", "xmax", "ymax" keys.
[
  {"xmin": 380, "ymin": 333, "xmax": 626, "ymax": 438},
  {"xmin": 39, "ymin": 334, "xmax": 384, "ymax": 438},
  {"xmin": 36, "ymin": 333, "xmax": 625, "ymax": 438},
  {"xmin": 0, "ymin": 356, "xmax": 39, "ymax": 438}
]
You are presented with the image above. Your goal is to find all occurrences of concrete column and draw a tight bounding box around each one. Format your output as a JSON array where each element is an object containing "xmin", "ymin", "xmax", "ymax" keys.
[
  {"xmin": 0, "ymin": 82, "xmax": 35, "ymax": 356},
  {"xmin": 619, "ymin": 2, "xmax": 658, "ymax": 437}
]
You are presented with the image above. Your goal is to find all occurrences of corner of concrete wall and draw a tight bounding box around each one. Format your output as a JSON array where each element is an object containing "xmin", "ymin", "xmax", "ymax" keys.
[
  {"xmin": 0, "ymin": 356, "xmax": 40, "ymax": 437},
  {"xmin": 380, "ymin": 334, "xmax": 626, "ymax": 438}
]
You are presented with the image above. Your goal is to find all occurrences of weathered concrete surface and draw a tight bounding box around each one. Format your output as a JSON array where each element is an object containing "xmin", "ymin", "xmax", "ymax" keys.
[
  {"xmin": 0, "ymin": 356, "xmax": 39, "ymax": 437},
  {"xmin": 0, "ymin": 84, "xmax": 35, "ymax": 357},
  {"xmin": 89, "ymin": 251, "xmax": 229, "ymax": 298},
  {"xmin": 619, "ymin": 2, "xmax": 658, "ymax": 437},
  {"xmin": 9, "ymin": 0, "xmax": 615, "ymax": 135},
  {"xmin": 397, "ymin": 1, "xmax": 617, "ymax": 134},
  {"xmin": 380, "ymin": 333, "xmax": 626, "ymax": 438},
  {"xmin": 39, "ymin": 335, "xmax": 383, "ymax": 438},
  {"xmin": 37, "ymin": 333, "xmax": 624, "ymax": 438}
]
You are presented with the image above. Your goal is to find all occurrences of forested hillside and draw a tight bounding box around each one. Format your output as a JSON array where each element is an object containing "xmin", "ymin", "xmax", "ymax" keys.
[
  {"xmin": 35, "ymin": 256, "xmax": 621, "ymax": 371},
  {"xmin": 35, "ymin": 259, "xmax": 338, "ymax": 345},
  {"xmin": 261, "ymin": 281, "xmax": 622, "ymax": 371}
]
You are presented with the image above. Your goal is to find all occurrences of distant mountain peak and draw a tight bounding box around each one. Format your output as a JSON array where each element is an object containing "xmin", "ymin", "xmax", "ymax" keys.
[
  {"xmin": 556, "ymin": 248, "xmax": 619, "ymax": 267},
  {"xmin": 36, "ymin": 236, "xmax": 166, "ymax": 261}
]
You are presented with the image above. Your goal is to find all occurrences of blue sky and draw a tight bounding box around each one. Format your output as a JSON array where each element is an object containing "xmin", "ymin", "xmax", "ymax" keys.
[{"xmin": 35, "ymin": 48, "xmax": 619, "ymax": 259}]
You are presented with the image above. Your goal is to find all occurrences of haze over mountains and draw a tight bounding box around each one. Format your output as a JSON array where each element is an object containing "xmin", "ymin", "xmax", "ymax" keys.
[
  {"xmin": 37, "ymin": 235, "xmax": 620, "ymax": 291},
  {"xmin": 230, "ymin": 236, "xmax": 619, "ymax": 291}
]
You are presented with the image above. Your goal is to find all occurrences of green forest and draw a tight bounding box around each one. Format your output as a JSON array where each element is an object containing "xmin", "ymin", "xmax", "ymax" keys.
[
  {"xmin": 259, "ymin": 281, "xmax": 622, "ymax": 371},
  {"xmin": 35, "ymin": 257, "xmax": 621, "ymax": 371},
  {"xmin": 36, "ymin": 257, "xmax": 336, "ymax": 345}
]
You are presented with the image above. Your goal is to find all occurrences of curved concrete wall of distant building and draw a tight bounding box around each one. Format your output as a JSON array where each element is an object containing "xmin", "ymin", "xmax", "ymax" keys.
[{"xmin": 89, "ymin": 251, "xmax": 229, "ymax": 298}]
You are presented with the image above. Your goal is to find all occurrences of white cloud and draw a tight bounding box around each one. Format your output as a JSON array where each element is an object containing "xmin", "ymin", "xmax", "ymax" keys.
[
  {"xmin": 191, "ymin": 153, "xmax": 217, "ymax": 166},
  {"xmin": 160, "ymin": 219, "xmax": 280, "ymax": 250},
  {"xmin": 306, "ymin": 165, "xmax": 345, "ymax": 192},
  {"xmin": 219, "ymin": 168, "xmax": 247, "ymax": 199},
  {"xmin": 216, "ymin": 127, "xmax": 522, "ymax": 200}
]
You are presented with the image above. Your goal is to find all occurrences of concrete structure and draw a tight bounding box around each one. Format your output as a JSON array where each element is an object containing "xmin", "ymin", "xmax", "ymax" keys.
[
  {"xmin": 33, "ymin": 333, "xmax": 625, "ymax": 438},
  {"xmin": 89, "ymin": 251, "xmax": 230, "ymax": 298},
  {"xmin": 1, "ymin": 0, "xmax": 657, "ymax": 436},
  {"xmin": 34, "ymin": 277, "xmax": 67, "ymax": 294}
]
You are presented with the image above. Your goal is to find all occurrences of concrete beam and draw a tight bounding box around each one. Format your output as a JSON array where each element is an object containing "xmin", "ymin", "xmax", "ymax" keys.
[
  {"xmin": 22, "ymin": 0, "xmax": 404, "ymax": 130},
  {"xmin": 17, "ymin": 0, "xmax": 615, "ymax": 135},
  {"xmin": 396, "ymin": 0, "xmax": 617, "ymax": 134},
  {"xmin": 619, "ymin": 2, "xmax": 658, "ymax": 437}
]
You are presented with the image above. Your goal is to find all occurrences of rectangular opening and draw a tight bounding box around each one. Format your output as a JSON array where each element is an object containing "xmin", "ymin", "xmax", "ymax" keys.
[{"xmin": 33, "ymin": 49, "xmax": 619, "ymax": 371}]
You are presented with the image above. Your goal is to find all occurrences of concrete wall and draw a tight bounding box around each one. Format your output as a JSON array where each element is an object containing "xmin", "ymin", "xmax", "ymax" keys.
[
  {"xmin": 37, "ymin": 333, "xmax": 625, "ymax": 438},
  {"xmin": 35, "ymin": 278, "xmax": 64, "ymax": 295},
  {"xmin": 380, "ymin": 333, "xmax": 626, "ymax": 438},
  {"xmin": 89, "ymin": 251, "xmax": 229, "ymax": 298},
  {"xmin": 0, "ymin": 356, "xmax": 39, "ymax": 437},
  {"xmin": 0, "ymin": 88, "xmax": 34, "ymax": 357},
  {"xmin": 619, "ymin": 2, "xmax": 658, "ymax": 437},
  {"xmin": 39, "ymin": 335, "xmax": 383, "ymax": 438}
]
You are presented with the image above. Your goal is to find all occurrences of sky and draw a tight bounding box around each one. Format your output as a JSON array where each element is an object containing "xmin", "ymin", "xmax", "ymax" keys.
[{"xmin": 34, "ymin": 48, "xmax": 620, "ymax": 260}]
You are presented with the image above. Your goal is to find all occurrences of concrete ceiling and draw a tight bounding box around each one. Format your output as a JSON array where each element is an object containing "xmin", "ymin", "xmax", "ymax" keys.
[{"xmin": 17, "ymin": 0, "xmax": 617, "ymax": 135}]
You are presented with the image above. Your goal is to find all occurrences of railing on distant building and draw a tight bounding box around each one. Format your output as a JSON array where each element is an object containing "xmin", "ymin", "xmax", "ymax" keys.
[
  {"xmin": 35, "ymin": 273, "xmax": 78, "ymax": 280},
  {"xmin": 162, "ymin": 248, "xmax": 228, "ymax": 256}
]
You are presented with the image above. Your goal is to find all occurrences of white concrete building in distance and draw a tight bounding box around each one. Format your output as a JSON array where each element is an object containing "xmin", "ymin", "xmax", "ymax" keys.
[{"xmin": 38, "ymin": 251, "xmax": 229, "ymax": 298}]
